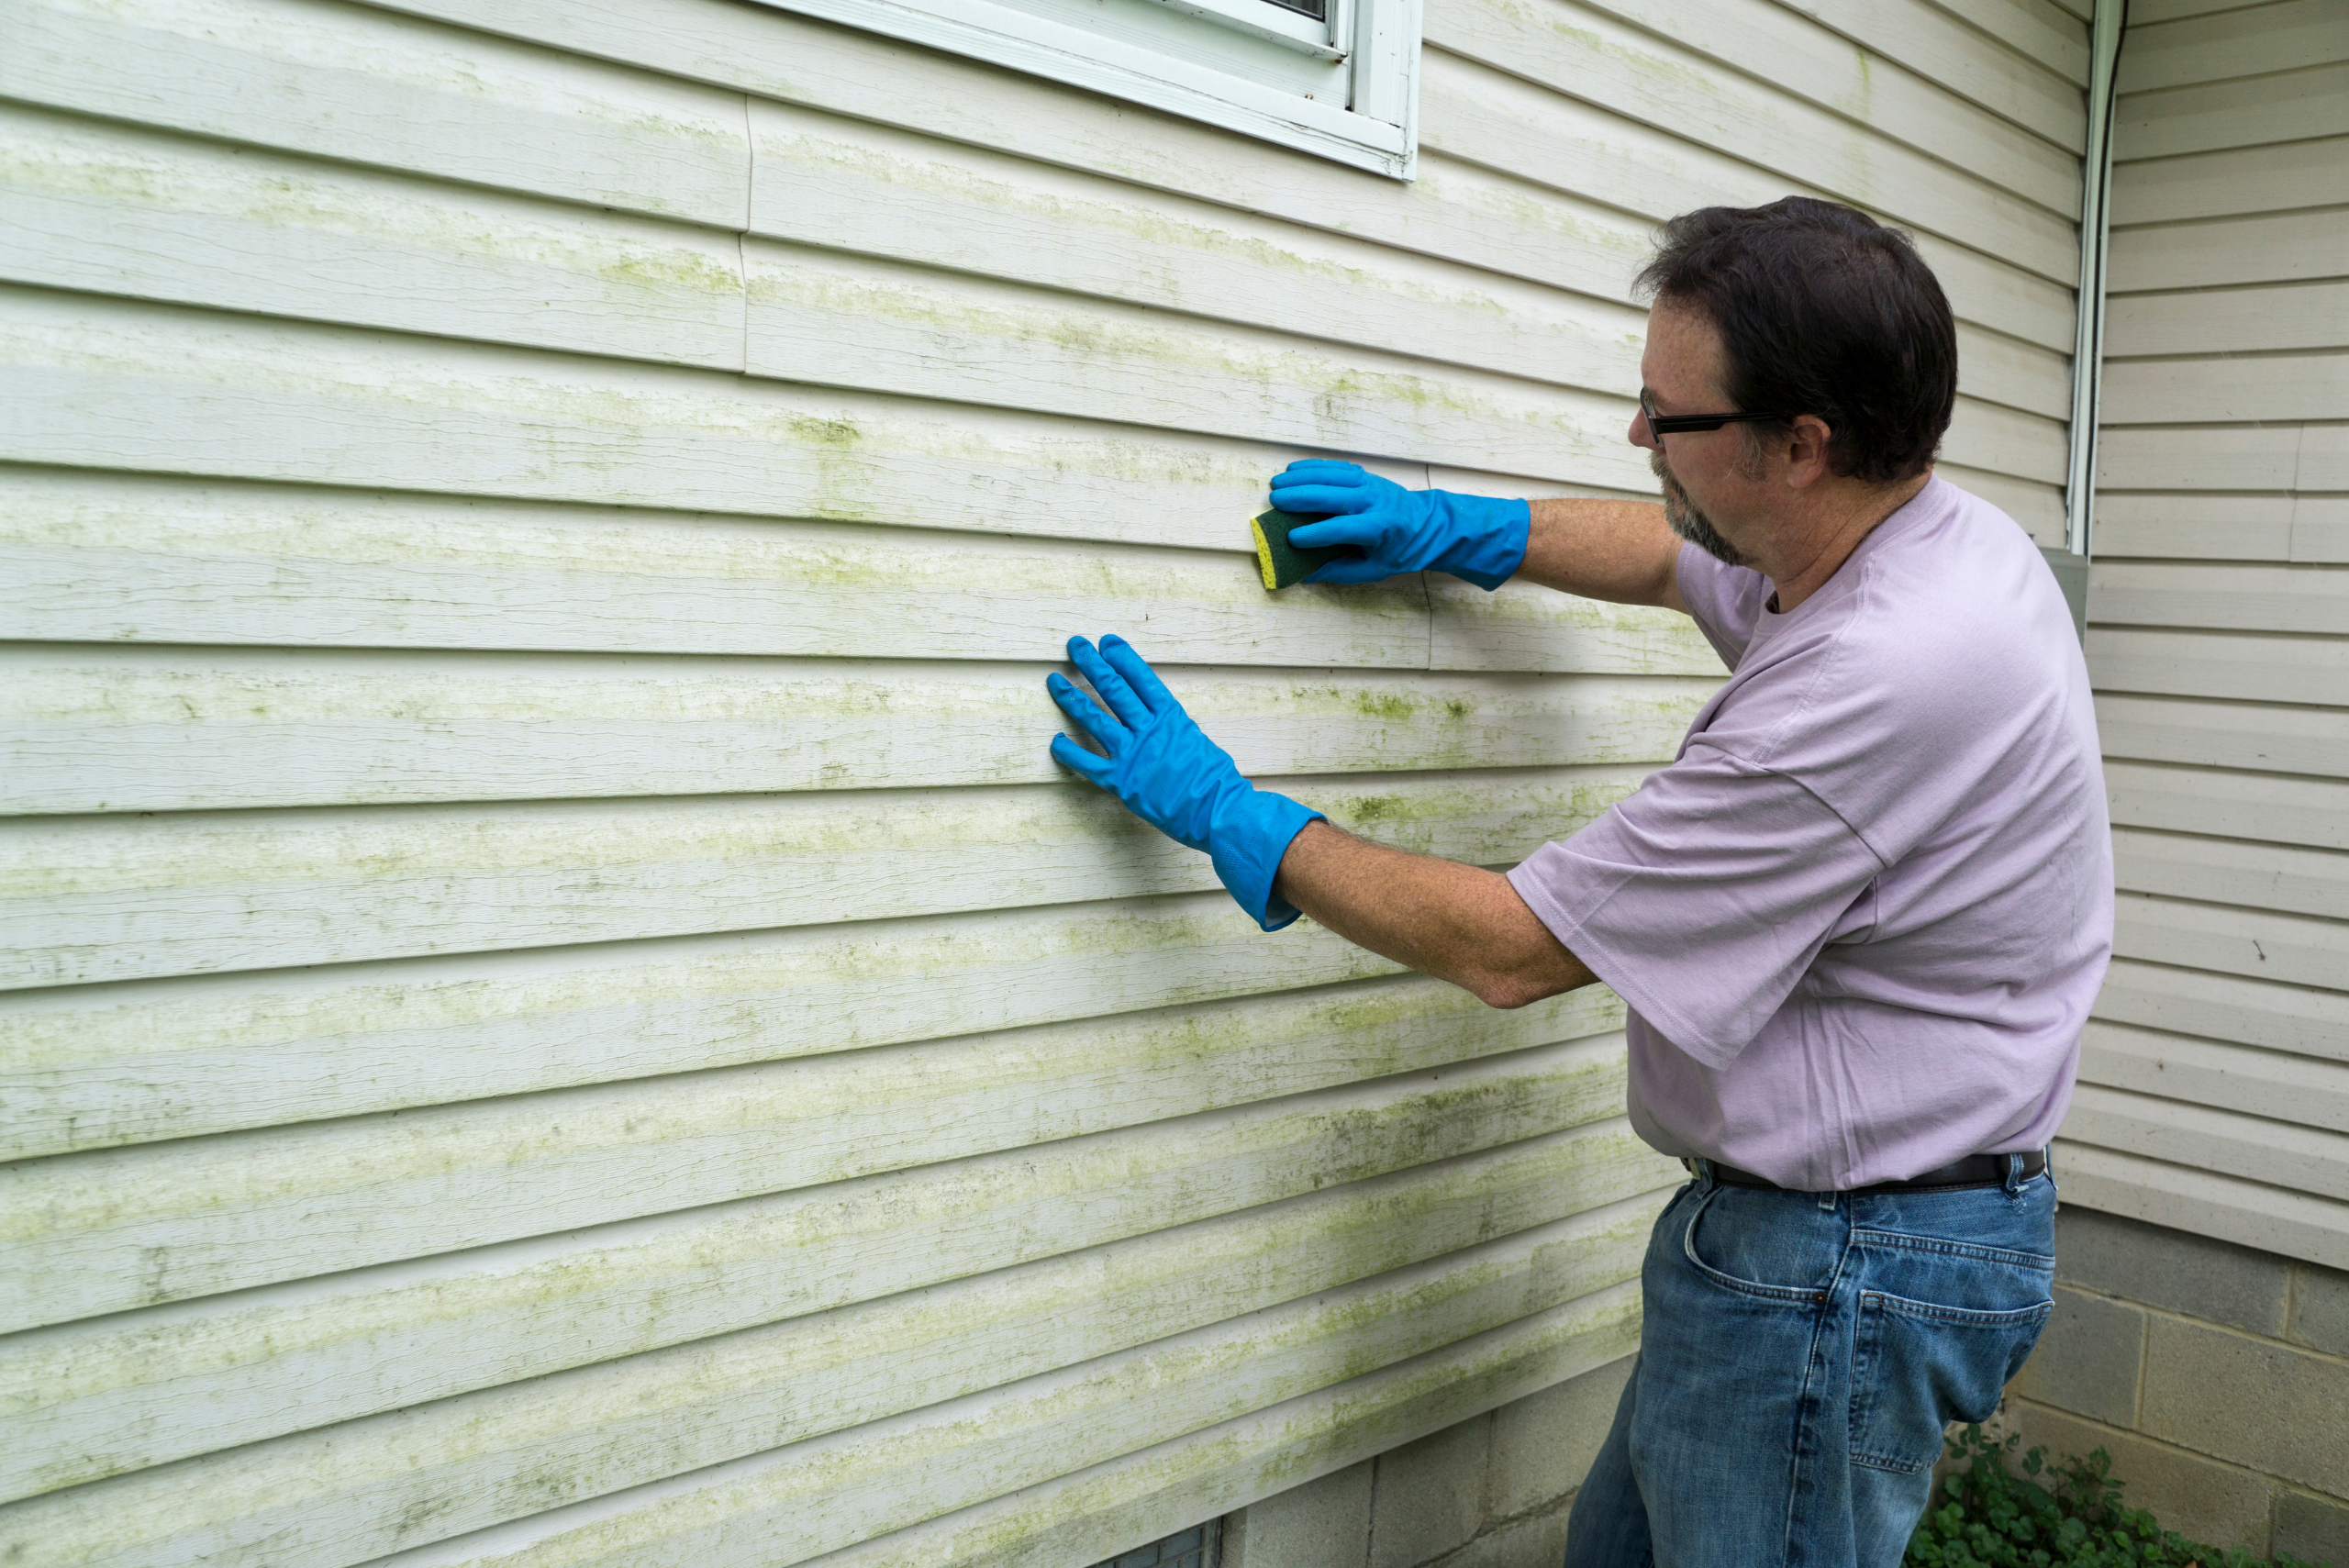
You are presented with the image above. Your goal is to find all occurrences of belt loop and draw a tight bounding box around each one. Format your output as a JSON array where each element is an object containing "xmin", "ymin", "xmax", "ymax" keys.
[
  {"xmin": 1691, "ymin": 1156, "xmax": 1715, "ymax": 1193},
  {"xmin": 2003, "ymin": 1152, "xmax": 2024, "ymax": 1195},
  {"xmin": 1818, "ymin": 1188, "xmax": 1836, "ymax": 1212}
]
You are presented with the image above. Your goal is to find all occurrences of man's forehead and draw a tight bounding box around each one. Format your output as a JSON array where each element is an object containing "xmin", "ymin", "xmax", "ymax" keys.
[{"xmin": 1641, "ymin": 302, "xmax": 1725, "ymax": 400}]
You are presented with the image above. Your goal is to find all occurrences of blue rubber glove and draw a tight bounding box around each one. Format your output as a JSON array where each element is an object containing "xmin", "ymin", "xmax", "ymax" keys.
[
  {"xmin": 1047, "ymin": 634, "xmax": 1324, "ymax": 931},
  {"xmin": 1267, "ymin": 460, "xmax": 1530, "ymax": 589}
]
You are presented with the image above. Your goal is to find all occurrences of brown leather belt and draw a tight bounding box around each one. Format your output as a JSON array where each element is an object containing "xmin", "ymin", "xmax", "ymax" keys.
[{"xmin": 1688, "ymin": 1148, "xmax": 2048, "ymax": 1195}]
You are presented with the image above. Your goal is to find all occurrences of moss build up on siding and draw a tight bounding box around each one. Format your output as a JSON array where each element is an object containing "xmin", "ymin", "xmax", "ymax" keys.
[{"xmin": 0, "ymin": 0, "xmax": 2089, "ymax": 1557}]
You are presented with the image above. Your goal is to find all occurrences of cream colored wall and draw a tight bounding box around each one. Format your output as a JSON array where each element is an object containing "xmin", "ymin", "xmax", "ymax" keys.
[
  {"xmin": 2054, "ymin": 0, "xmax": 2349, "ymax": 1272},
  {"xmin": 0, "ymin": 0, "xmax": 2087, "ymax": 1561}
]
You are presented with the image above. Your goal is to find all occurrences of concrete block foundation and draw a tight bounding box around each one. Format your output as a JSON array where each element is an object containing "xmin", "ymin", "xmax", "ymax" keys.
[{"xmin": 1994, "ymin": 1208, "xmax": 2349, "ymax": 1562}]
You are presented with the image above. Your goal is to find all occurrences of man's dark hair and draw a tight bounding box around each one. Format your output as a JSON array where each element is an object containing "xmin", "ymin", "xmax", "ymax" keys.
[{"xmin": 1636, "ymin": 197, "xmax": 1956, "ymax": 485}]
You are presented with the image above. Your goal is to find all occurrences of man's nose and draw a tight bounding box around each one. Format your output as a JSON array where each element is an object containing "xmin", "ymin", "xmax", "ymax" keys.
[{"xmin": 1629, "ymin": 407, "xmax": 1661, "ymax": 450}]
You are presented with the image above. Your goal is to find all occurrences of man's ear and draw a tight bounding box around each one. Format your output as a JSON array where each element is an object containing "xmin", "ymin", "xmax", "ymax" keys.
[{"xmin": 1781, "ymin": 415, "xmax": 1835, "ymax": 489}]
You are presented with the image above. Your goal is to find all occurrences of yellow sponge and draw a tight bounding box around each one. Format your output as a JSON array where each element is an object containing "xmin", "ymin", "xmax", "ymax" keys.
[{"xmin": 1250, "ymin": 507, "xmax": 1348, "ymax": 591}]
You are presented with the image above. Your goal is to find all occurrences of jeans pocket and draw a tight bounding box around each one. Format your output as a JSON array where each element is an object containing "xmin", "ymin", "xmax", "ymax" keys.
[
  {"xmin": 1679, "ymin": 1184, "xmax": 1833, "ymax": 1307},
  {"xmin": 1848, "ymin": 1288, "xmax": 2052, "ymax": 1473}
]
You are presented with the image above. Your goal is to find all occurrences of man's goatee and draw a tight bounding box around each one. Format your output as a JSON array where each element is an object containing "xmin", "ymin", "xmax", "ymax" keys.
[{"xmin": 1653, "ymin": 450, "xmax": 1745, "ymax": 567}]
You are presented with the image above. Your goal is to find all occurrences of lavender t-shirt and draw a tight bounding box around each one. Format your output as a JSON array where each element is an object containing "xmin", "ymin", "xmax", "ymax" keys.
[{"xmin": 1508, "ymin": 477, "xmax": 2113, "ymax": 1190}]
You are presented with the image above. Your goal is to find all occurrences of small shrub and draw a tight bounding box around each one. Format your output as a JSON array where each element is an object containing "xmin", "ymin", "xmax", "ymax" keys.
[{"xmin": 1905, "ymin": 1425, "xmax": 2331, "ymax": 1568}]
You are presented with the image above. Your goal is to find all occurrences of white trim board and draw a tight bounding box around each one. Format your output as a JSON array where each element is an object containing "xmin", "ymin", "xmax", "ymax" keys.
[{"xmin": 759, "ymin": 0, "xmax": 1422, "ymax": 179}]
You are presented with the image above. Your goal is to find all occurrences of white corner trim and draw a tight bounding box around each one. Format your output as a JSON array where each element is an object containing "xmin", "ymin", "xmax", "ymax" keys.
[
  {"xmin": 756, "ymin": 0, "xmax": 1419, "ymax": 179},
  {"xmin": 2065, "ymin": 0, "xmax": 2127, "ymax": 559}
]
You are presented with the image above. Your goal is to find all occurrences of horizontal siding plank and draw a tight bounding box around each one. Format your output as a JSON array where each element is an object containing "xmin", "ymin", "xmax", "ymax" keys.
[
  {"xmin": 2080, "ymin": 1019, "xmax": 2349, "ymax": 1131},
  {"xmin": 2113, "ymin": 887, "xmax": 2348, "ymax": 992},
  {"xmin": 1414, "ymin": 53, "xmax": 2081, "ymax": 350},
  {"xmin": 743, "ymin": 101, "xmax": 1649, "ymax": 402},
  {"xmin": 1524, "ymin": 0, "xmax": 2087, "ymax": 162},
  {"xmin": 2062, "ymin": 1082, "xmax": 2349, "ymax": 1202},
  {"xmin": 1802, "ymin": 0, "xmax": 2090, "ymax": 109},
  {"xmin": 0, "ymin": 1042, "xmax": 1645, "ymax": 1494},
  {"xmin": 1929, "ymin": 0, "xmax": 2092, "ymax": 83},
  {"xmin": 2298, "ymin": 495, "xmax": 2349, "ymax": 563},
  {"xmin": 0, "ymin": 891, "xmax": 1417, "ymax": 1161},
  {"xmin": 2095, "ymin": 692, "xmax": 2349, "ymax": 777},
  {"xmin": 2108, "ymin": 209, "xmax": 2349, "ymax": 291},
  {"xmin": 1424, "ymin": 0, "xmax": 2082, "ymax": 275},
  {"xmin": 2116, "ymin": 61, "xmax": 2349, "ymax": 160},
  {"xmin": 1941, "ymin": 397, "xmax": 2071, "ymax": 484},
  {"xmin": 0, "ymin": 997, "xmax": 1633, "ymax": 1326},
  {"xmin": 0, "ymin": 104, "xmax": 747, "ymax": 371},
  {"xmin": 2117, "ymin": 0, "xmax": 2349, "ymax": 94},
  {"xmin": 2113, "ymin": 825, "xmax": 2349, "ymax": 920},
  {"xmin": 359, "ymin": 1242, "xmax": 1642, "ymax": 1568},
  {"xmin": 0, "ymin": 290, "xmax": 1643, "ymax": 553},
  {"xmin": 2101, "ymin": 350, "xmax": 2349, "ymax": 424},
  {"xmin": 738, "ymin": 241, "xmax": 1653, "ymax": 492},
  {"xmin": 2106, "ymin": 279, "xmax": 2349, "ymax": 357},
  {"xmin": 800, "ymin": 1281, "xmax": 1642, "ymax": 1568},
  {"xmin": 2127, "ymin": 0, "xmax": 2288, "ymax": 22},
  {"xmin": 2095, "ymin": 955, "xmax": 2349, "ymax": 1062},
  {"xmin": 1423, "ymin": 576, "xmax": 1727, "ymax": 674},
  {"xmin": 0, "ymin": 648, "xmax": 1717, "ymax": 814},
  {"xmin": 2, "ymin": 0, "xmax": 749, "ymax": 228},
  {"xmin": 0, "ymin": 768, "xmax": 1649, "ymax": 990},
  {"xmin": 2087, "ymin": 626, "xmax": 2349, "ymax": 706},
  {"xmin": 2050, "ymin": 1140, "xmax": 2349, "ymax": 1271},
  {"xmin": 2301, "ymin": 423, "xmax": 2349, "ymax": 491},
  {"xmin": 2088, "ymin": 559, "xmax": 2349, "ymax": 633},
  {"xmin": 1937, "ymin": 462, "xmax": 2068, "ymax": 543},
  {"xmin": 0, "ymin": 1140, "xmax": 1667, "ymax": 1568},
  {"xmin": 1954, "ymin": 326, "xmax": 2077, "ymax": 422},
  {"xmin": 2088, "ymin": 492, "xmax": 2296, "ymax": 560},
  {"xmin": 2106, "ymin": 758, "xmax": 2349, "ymax": 850},
  {"xmin": 2111, "ymin": 135, "xmax": 2349, "ymax": 225},
  {"xmin": 2097, "ymin": 423, "xmax": 2300, "ymax": 490},
  {"xmin": 0, "ymin": 473, "xmax": 1453, "ymax": 668}
]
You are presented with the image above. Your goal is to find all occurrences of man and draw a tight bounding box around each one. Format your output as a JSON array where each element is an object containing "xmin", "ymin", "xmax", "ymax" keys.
[{"xmin": 1044, "ymin": 196, "xmax": 2112, "ymax": 1566}]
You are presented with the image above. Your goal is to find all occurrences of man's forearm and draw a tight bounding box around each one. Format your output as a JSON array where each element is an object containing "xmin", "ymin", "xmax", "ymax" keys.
[
  {"xmin": 1272, "ymin": 820, "xmax": 1597, "ymax": 1008},
  {"xmin": 1515, "ymin": 497, "xmax": 1685, "ymax": 611}
]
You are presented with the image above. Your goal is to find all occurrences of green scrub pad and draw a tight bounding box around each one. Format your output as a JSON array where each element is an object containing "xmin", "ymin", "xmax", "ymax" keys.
[{"xmin": 1250, "ymin": 507, "xmax": 1350, "ymax": 591}]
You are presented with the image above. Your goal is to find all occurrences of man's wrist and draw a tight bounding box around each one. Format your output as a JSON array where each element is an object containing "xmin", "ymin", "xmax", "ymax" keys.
[
  {"xmin": 1209, "ymin": 788, "xmax": 1323, "ymax": 932},
  {"xmin": 1432, "ymin": 495, "xmax": 1531, "ymax": 589}
]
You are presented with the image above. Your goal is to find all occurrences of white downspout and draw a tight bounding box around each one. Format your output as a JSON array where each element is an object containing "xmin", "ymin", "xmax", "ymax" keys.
[{"xmin": 2065, "ymin": 0, "xmax": 2129, "ymax": 560}]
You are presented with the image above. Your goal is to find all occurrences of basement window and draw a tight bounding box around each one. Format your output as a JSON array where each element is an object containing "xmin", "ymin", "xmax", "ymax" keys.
[
  {"xmin": 759, "ymin": 0, "xmax": 1422, "ymax": 179},
  {"xmin": 1086, "ymin": 1518, "xmax": 1221, "ymax": 1568}
]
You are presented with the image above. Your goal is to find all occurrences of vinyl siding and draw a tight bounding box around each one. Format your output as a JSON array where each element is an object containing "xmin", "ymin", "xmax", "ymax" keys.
[
  {"xmin": 2059, "ymin": 0, "xmax": 2349, "ymax": 1270},
  {"xmin": 0, "ymin": 0, "xmax": 2087, "ymax": 1562}
]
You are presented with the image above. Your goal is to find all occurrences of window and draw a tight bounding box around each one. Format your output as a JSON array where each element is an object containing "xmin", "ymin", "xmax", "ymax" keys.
[
  {"xmin": 1085, "ymin": 1518, "xmax": 1220, "ymax": 1568},
  {"xmin": 763, "ymin": 0, "xmax": 1423, "ymax": 178}
]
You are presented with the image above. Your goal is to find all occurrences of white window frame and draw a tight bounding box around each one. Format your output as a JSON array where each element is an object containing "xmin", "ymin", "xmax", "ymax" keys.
[{"xmin": 761, "ymin": 0, "xmax": 1424, "ymax": 179}]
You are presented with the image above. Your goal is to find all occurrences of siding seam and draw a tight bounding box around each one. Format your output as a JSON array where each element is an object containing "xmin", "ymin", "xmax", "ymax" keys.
[{"xmin": 740, "ymin": 90, "xmax": 755, "ymax": 373}]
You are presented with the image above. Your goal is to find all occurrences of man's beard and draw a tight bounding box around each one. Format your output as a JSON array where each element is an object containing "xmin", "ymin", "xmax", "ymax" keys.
[{"xmin": 1653, "ymin": 450, "xmax": 1746, "ymax": 567}]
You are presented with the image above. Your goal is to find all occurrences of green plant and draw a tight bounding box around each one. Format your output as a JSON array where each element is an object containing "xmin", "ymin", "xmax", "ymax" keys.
[{"xmin": 1905, "ymin": 1425, "xmax": 2331, "ymax": 1568}]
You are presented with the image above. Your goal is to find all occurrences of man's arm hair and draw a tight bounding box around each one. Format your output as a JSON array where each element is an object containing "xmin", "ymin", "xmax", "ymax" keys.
[
  {"xmin": 1273, "ymin": 821, "xmax": 1597, "ymax": 1010},
  {"xmin": 1514, "ymin": 497, "xmax": 1686, "ymax": 613}
]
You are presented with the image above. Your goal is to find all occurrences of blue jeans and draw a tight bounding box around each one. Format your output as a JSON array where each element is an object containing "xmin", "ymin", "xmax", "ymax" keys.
[{"xmin": 1563, "ymin": 1161, "xmax": 2056, "ymax": 1568}]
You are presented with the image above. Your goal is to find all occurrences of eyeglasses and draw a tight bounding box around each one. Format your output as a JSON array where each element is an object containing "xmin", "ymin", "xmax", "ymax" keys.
[{"xmin": 1640, "ymin": 387, "xmax": 1788, "ymax": 436}]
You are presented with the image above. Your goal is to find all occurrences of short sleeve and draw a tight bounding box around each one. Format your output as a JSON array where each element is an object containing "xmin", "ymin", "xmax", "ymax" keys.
[
  {"xmin": 1672, "ymin": 541, "xmax": 1769, "ymax": 672},
  {"xmin": 1507, "ymin": 744, "xmax": 1886, "ymax": 1068}
]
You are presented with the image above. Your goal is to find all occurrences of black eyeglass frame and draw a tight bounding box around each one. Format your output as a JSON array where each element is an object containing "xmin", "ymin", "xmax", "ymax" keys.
[{"xmin": 1640, "ymin": 387, "xmax": 1790, "ymax": 436}]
